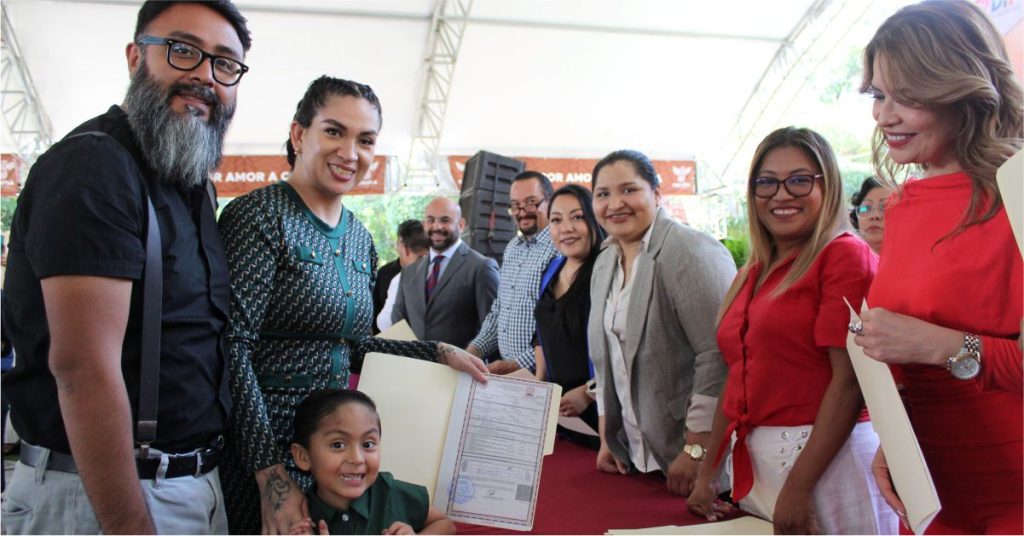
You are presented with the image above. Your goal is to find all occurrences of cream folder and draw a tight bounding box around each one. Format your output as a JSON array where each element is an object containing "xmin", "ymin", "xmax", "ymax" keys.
[{"xmin": 845, "ymin": 300, "xmax": 940, "ymax": 534}]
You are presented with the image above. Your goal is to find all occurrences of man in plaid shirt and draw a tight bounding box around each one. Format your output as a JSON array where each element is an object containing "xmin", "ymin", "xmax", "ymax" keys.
[{"xmin": 467, "ymin": 171, "xmax": 558, "ymax": 373}]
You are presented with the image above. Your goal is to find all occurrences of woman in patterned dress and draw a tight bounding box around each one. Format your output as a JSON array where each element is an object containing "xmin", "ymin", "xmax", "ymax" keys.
[{"xmin": 218, "ymin": 76, "xmax": 488, "ymax": 534}]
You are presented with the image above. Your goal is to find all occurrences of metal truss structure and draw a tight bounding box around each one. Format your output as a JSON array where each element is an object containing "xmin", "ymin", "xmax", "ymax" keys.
[
  {"xmin": 401, "ymin": 0, "xmax": 472, "ymax": 193},
  {"xmin": 700, "ymin": 0, "xmax": 880, "ymax": 196},
  {"xmin": 1, "ymin": 3, "xmax": 53, "ymax": 173}
]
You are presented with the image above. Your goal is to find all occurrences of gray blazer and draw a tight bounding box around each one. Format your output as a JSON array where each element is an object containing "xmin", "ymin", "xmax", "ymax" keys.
[
  {"xmin": 589, "ymin": 209, "xmax": 736, "ymax": 473},
  {"xmin": 393, "ymin": 242, "xmax": 500, "ymax": 348}
]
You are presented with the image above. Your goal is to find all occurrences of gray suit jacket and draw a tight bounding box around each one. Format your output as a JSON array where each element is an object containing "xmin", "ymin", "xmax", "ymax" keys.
[
  {"xmin": 393, "ymin": 242, "xmax": 499, "ymax": 348},
  {"xmin": 588, "ymin": 209, "xmax": 736, "ymax": 473}
]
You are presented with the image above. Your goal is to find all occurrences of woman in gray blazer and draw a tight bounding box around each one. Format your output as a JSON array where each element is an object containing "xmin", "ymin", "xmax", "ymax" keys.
[{"xmin": 588, "ymin": 149, "xmax": 736, "ymax": 497}]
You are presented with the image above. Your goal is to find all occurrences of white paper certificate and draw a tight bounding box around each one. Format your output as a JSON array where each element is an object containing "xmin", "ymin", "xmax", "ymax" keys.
[{"xmin": 434, "ymin": 374, "xmax": 553, "ymax": 531}]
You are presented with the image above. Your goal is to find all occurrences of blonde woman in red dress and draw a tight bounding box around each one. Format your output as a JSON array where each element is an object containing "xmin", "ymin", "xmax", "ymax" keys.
[{"xmin": 855, "ymin": 1, "xmax": 1023, "ymax": 533}]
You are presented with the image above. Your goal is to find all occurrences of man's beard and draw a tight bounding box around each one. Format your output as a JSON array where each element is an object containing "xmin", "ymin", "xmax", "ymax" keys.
[
  {"xmin": 516, "ymin": 215, "xmax": 539, "ymax": 236},
  {"xmin": 123, "ymin": 62, "xmax": 234, "ymax": 189},
  {"xmin": 430, "ymin": 229, "xmax": 458, "ymax": 251}
]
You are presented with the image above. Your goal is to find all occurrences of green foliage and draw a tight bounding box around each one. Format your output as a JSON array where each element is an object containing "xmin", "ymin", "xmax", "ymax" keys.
[
  {"xmin": 342, "ymin": 194, "xmax": 440, "ymax": 266},
  {"xmin": 721, "ymin": 212, "xmax": 751, "ymax": 269},
  {"xmin": 1, "ymin": 196, "xmax": 17, "ymax": 232}
]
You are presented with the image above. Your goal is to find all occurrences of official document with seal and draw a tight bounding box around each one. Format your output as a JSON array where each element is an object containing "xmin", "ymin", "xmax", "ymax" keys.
[
  {"xmin": 433, "ymin": 374, "xmax": 554, "ymax": 531},
  {"xmin": 358, "ymin": 353, "xmax": 559, "ymax": 531}
]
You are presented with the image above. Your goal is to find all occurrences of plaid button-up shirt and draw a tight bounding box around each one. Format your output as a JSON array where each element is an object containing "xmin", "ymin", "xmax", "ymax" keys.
[{"xmin": 469, "ymin": 227, "xmax": 558, "ymax": 371}]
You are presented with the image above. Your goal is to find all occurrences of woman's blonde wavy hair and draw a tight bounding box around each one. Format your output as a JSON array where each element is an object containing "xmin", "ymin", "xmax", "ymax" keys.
[
  {"xmin": 717, "ymin": 127, "xmax": 848, "ymax": 321},
  {"xmin": 861, "ymin": 0, "xmax": 1023, "ymax": 233}
]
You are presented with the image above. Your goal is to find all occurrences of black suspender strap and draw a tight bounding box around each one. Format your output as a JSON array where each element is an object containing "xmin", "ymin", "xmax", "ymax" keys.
[
  {"xmin": 137, "ymin": 194, "xmax": 162, "ymax": 458},
  {"xmin": 62, "ymin": 130, "xmax": 163, "ymax": 457}
]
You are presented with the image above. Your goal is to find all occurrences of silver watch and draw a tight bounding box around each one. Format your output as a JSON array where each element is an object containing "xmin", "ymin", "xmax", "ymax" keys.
[{"xmin": 946, "ymin": 332, "xmax": 982, "ymax": 380}]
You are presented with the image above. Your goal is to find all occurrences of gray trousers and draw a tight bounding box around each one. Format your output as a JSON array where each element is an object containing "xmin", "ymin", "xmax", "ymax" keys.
[{"xmin": 2, "ymin": 457, "xmax": 228, "ymax": 535}]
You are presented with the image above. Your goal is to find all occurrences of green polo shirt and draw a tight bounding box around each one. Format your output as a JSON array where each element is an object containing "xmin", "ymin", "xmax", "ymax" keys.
[{"xmin": 307, "ymin": 472, "xmax": 430, "ymax": 535}]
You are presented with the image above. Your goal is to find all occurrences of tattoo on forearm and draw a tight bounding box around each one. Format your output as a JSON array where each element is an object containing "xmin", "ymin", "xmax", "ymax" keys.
[
  {"xmin": 438, "ymin": 343, "xmax": 457, "ymax": 364},
  {"xmin": 263, "ymin": 469, "xmax": 292, "ymax": 512}
]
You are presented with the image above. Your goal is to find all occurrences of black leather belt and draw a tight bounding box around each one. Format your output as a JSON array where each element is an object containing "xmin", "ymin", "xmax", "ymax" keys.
[{"xmin": 19, "ymin": 440, "xmax": 222, "ymax": 479}]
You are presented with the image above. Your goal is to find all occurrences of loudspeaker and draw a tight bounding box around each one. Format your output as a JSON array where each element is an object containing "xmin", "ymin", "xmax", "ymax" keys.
[{"xmin": 459, "ymin": 151, "xmax": 523, "ymax": 264}]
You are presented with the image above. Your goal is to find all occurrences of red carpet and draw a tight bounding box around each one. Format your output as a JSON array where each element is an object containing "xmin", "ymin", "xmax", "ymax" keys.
[{"xmin": 456, "ymin": 437, "xmax": 739, "ymax": 534}]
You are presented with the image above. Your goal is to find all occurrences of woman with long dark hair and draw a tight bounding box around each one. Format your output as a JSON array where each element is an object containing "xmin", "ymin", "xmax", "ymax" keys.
[
  {"xmin": 534, "ymin": 184, "xmax": 605, "ymax": 446},
  {"xmin": 218, "ymin": 76, "xmax": 486, "ymax": 534}
]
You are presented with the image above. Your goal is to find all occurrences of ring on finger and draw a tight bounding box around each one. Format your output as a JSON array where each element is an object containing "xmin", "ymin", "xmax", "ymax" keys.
[{"xmin": 848, "ymin": 320, "xmax": 864, "ymax": 335}]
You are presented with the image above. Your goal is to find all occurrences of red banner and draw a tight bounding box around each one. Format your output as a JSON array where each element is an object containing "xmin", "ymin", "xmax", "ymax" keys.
[
  {"xmin": 447, "ymin": 155, "xmax": 696, "ymax": 195},
  {"xmin": 1, "ymin": 154, "xmax": 22, "ymax": 197},
  {"xmin": 211, "ymin": 154, "xmax": 386, "ymax": 198}
]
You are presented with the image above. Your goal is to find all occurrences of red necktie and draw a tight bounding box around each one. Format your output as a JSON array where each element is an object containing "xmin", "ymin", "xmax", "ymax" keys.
[{"xmin": 425, "ymin": 255, "xmax": 445, "ymax": 300}]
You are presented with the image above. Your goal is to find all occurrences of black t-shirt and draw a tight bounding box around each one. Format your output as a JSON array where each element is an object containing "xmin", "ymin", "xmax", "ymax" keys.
[
  {"xmin": 534, "ymin": 257, "xmax": 594, "ymax": 388},
  {"xmin": 534, "ymin": 255, "xmax": 599, "ymax": 433},
  {"xmin": 2, "ymin": 105, "xmax": 230, "ymax": 453}
]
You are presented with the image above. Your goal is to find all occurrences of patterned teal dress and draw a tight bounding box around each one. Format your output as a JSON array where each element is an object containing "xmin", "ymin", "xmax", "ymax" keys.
[{"xmin": 218, "ymin": 182, "xmax": 438, "ymax": 534}]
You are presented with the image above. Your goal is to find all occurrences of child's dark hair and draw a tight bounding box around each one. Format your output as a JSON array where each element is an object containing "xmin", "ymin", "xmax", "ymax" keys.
[
  {"xmin": 286, "ymin": 76, "xmax": 383, "ymax": 168},
  {"xmin": 292, "ymin": 389, "xmax": 380, "ymax": 448}
]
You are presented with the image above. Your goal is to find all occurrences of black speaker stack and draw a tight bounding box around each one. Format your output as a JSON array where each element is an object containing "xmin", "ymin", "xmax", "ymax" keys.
[{"xmin": 458, "ymin": 151, "xmax": 524, "ymax": 265}]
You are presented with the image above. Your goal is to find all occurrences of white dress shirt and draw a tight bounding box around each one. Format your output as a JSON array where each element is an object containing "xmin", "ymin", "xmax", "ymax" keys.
[
  {"xmin": 376, "ymin": 273, "xmax": 401, "ymax": 331},
  {"xmin": 595, "ymin": 214, "xmax": 716, "ymax": 472}
]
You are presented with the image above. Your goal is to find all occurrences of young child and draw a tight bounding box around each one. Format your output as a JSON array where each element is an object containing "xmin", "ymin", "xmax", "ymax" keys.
[{"xmin": 289, "ymin": 389, "xmax": 455, "ymax": 535}]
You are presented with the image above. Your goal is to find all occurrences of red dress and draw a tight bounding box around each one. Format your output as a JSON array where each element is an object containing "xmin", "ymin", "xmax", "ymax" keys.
[
  {"xmin": 717, "ymin": 233, "xmax": 876, "ymax": 500},
  {"xmin": 868, "ymin": 171, "xmax": 1023, "ymax": 535}
]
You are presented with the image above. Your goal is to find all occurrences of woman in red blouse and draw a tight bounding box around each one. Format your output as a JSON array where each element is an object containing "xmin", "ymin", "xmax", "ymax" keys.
[
  {"xmin": 855, "ymin": 1, "xmax": 1023, "ymax": 533},
  {"xmin": 688, "ymin": 127, "xmax": 895, "ymax": 534}
]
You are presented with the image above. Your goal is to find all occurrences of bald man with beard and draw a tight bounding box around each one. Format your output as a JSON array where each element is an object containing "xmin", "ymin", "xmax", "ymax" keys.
[{"xmin": 392, "ymin": 197, "xmax": 499, "ymax": 348}]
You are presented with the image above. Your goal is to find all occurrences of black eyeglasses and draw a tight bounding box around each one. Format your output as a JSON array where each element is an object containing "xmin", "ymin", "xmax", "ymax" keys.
[
  {"xmin": 507, "ymin": 199, "xmax": 546, "ymax": 215},
  {"xmin": 137, "ymin": 36, "xmax": 249, "ymax": 86},
  {"xmin": 751, "ymin": 174, "xmax": 823, "ymax": 199}
]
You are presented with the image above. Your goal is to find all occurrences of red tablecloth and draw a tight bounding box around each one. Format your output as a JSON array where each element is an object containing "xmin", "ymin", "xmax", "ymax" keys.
[{"xmin": 455, "ymin": 437, "xmax": 730, "ymax": 534}]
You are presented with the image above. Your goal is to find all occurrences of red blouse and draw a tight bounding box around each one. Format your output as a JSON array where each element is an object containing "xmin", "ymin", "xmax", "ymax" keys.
[
  {"xmin": 867, "ymin": 171, "xmax": 1022, "ymax": 530},
  {"xmin": 716, "ymin": 233, "xmax": 876, "ymax": 500}
]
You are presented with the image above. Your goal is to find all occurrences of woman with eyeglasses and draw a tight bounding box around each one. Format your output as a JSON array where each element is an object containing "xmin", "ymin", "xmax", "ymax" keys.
[
  {"xmin": 588, "ymin": 149, "xmax": 735, "ymax": 497},
  {"xmin": 217, "ymin": 76, "xmax": 488, "ymax": 535},
  {"xmin": 687, "ymin": 127, "xmax": 895, "ymax": 534},
  {"xmin": 533, "ymin": 185, "xmax": 605, "ymax": 448},
  {"xmin": 854, "ymin": 2, "xmax": 1023, "ymax": 533},
  {"xmin": 850, "ymin": 177, "xmax": 893, "ymax": 255}
]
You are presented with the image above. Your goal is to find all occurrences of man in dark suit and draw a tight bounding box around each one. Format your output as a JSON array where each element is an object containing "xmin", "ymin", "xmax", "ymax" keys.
[{"xmin": 393, "ymin": 197, "xmax": 499, "ymax": 348}]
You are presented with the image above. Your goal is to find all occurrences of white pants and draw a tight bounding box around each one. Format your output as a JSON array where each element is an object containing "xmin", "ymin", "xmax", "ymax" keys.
[
  {"xmin": 2, "ymin": 460, "xmax": 227, "ymax": 535},
  {"xmin": 728, "ymin": 422, "xmax": 897, "ymax": 535}
]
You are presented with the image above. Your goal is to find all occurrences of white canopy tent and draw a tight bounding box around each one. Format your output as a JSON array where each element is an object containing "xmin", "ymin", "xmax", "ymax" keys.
[{"xmin": 2, "ymin": 0, "xmax": 905, "ymax": 204}]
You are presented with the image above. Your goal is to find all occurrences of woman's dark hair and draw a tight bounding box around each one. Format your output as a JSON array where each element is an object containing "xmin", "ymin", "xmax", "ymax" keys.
[
  {"xmin": 286, "ymin": 76, "xmax": 383, "ymax": 168},
  {"xmin": 591, "ymin": 149, "xmax": 660, "ymax": 190},
  {"xmin": 849, "ymin": 176, "xmax": 885, "ymax": 229},
  {"xmin": 135, "ymin": 1, "xmax": 252, "ymax": 52},
  {"xmin": 292, "ymin": 389, "xmax": 380, "ymax": 448},
  {"xmin": 548, "ymin": 184, "xmax": 606, "ymax": 255}
]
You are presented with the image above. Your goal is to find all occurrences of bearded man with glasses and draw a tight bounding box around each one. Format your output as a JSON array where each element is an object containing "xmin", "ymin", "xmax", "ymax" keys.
[
  {"xmin": 467, "ymin": 171, "xmax": 559, "ymax": 374},
  {"xmin": 1, "ymin": 1, "xmax": 250, "ymax": 533}
]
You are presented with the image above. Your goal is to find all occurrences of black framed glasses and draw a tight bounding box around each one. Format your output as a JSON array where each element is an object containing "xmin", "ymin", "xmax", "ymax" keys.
[
  {"xmin": 855, "ymin": 202, "xmax": 887, "ymax": 218},
  {"xmin": 751, "ymin": 174, "xmax": 822, "ymax": 199},
  {"xmin": 507, "ymin": 199, "xmax": 546, "ymax": 215},
  {"xmin": 137, "ymin": 36, "xmax": 249, "ymax": 86}
]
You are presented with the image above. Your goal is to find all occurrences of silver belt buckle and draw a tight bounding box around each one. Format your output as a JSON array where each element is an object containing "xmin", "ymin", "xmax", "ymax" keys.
[{"xmin": 193, "ymin": 449, "xmax": 204, "ymax": 478}]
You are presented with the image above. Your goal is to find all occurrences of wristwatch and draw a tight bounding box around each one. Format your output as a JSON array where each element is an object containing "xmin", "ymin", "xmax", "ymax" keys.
[
  {"xmin": 683, "ymin": 444, "xmax": 707, "ymax": 462},
  {"xmin": 946, "ymin": 332, "xmax": 982, "ymax": 381}
]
